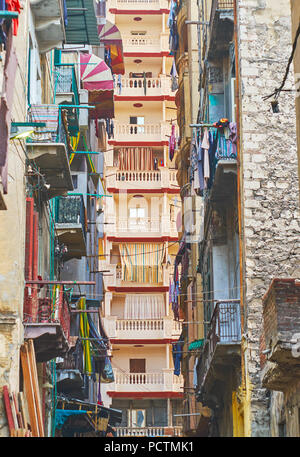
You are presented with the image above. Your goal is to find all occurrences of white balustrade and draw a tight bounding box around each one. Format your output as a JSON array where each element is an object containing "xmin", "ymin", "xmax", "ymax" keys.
[
  {"xmin": 116, "ymin": 169, "xmax": 161, "ymax": 183},
  {"xmin": 115, "ymin": 426, "xmax": 183, "ymax": 437},
  {"xmin": 116, "ymin": 319, "xmax": 164, "ymax": 332},
  {"xmin": 116, "ymin": 76, "xmax": 171, "ymax": 96},
  {"xmin": 114, "ymin": 0, "xmax": 169, "ymax": 8},
  {"xmin": 113, "ymin": 122, "xmax": 169, "ymax": 143},
  {"xmin": 104, "ymin": 317, "xmax": 182, "ymax": 339},
  {"xmin": 113, "ymin": 369, "xmax": 183, "ymax": 393}
]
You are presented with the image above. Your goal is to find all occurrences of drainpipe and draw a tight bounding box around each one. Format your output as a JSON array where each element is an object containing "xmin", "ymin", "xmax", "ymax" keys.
[{"xmin": 233, "ymin": 0, "xmax": 247, "ymax": 431}]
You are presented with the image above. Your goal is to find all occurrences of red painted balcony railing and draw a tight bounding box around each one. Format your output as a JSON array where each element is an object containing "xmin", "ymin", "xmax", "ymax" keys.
[{"xmin": 23, "ymin": 285, "xmax": 71, "ymax": 342}]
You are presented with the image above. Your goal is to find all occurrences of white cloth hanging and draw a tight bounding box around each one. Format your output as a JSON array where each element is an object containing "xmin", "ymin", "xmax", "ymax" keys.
[
  {"xmin": 202, "ymin": 127, "xmax": 210, "ymax": 183},
  {"xmin": 124, "ymin": 294, "xmax": 165, "ymax": 319}
]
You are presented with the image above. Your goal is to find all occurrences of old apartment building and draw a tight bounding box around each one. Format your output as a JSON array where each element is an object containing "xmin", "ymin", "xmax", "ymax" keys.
[
  {"xmin": 0, "ymin": 0, "xmax": 300, "ymax": 440},
  {"xmin": 172, "ymin": 0, "xmax": 300, "ymax": 438}
]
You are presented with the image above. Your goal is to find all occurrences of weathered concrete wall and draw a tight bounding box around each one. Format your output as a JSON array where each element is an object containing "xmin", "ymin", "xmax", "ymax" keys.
[
  {"xmin": 0, "ymin": 4, "xmax": 29, "ymax": 436},
  {"xmin": 237, "ymin": 0, "xmax": 300, "ymax": 437},
  {"xmin": 290, "ymin": 0, "xmax": 300, "ymax": 196}
]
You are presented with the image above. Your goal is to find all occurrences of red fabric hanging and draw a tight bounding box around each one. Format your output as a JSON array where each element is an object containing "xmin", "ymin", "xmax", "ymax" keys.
[{"xmin": 5, "ymin": 0, "xmax": 21, "ymax": 36}]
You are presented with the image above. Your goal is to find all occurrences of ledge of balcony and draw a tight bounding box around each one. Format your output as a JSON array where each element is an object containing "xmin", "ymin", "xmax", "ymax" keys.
[
  {"xmin": 261, "ymin": 359, "xmax": 300, "ymax": 392},
  {"xmin": 56, "ymin": 369, "xmax": 84, "ymax": 392},
  {"xmin": 207, "ymin": 159, "xmax": 237, "ymax": 203},
  {"xmin": 24, "ymin": 322, "xmax": 70, "ymax": 362},
  {"xmin": 115, "ymin": 426, "xmax": 183, "ymax": 437},
  {"xmin": 207, "ymin": 0, "xmax": 234, "ymax": 60},
  {"xmin": 54, "ymin": 195, "xmax": 87, "ymax": 259},
  {"xmin": 196, "ymin": 300, "xmax": 241, "ymax": 405},
  {"xmin": 26, "ymin": 142, "xmax": 74, "ymax": 199}
]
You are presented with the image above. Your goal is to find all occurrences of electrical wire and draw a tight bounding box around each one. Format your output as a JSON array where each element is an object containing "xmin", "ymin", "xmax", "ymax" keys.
[{"xmin": 263, "ymin": 21, "xmax": 300, "ymax": 101}]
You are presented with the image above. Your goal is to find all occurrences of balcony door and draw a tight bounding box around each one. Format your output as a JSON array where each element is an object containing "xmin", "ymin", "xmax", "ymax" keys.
[
  {"xmin": 130, "ymin": 116, "xmax": 145, "ymax": 134},
  {"xmin": 130, "ymin": 359, "xmax": 146, "ymax": 373},
  {"xmin": 129, "ymin": 359, "xmax": 146, "ymax": 385}
]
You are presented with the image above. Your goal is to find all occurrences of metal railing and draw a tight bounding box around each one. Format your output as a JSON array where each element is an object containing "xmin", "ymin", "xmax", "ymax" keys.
[
  {"xmin": 198, "ymin": 300, "xmax": 241, "ymax": 387},
  {"xmin": 54, "ymin": 195, "xmax": 87, "ymax": 241},
  {"xmin": 23, "ymin": 286, "xmax": 71, "ymax": 342}
]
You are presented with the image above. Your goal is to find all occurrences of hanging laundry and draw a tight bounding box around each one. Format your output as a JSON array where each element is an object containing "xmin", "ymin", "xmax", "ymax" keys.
[
  {"xmin": 143, "ymin": 71, "xmax": 147, "ymax": 96},
  {"xmin": 170, "ymin": 59, "xmax": 178, "ymax": 92},
  {"xmin": 228, "ymin": 121, "xmax": 237, "ymax": 157},
  {"xmin": 167, "ymin": 0, "xmax": 178, "ymax": 28},
  {"xmin": 169, "ymin": 123, "xmax": 176, "ymax": 161},
  {"xmin": 172, "ymin": 333, "xmax": 184, "ymax": 376},
  {"xmin": 5, "ymin": 0, "xmax": 21, "ymax": 36},
  {"xmin": 207, "ymin": 129, "xmax": 218, "ymax": 189},
  {"xmin": 117, "ymin": 74, "xmax": 122, "ymax": 95},
  {"xmin": 201, "ymin": 127, "xmax": 210, "ymax": 186}
]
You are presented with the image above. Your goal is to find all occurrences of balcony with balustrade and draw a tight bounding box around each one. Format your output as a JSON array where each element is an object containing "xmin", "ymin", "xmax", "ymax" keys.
[
  {"xmin": 102, "ymin": 263, "xmax": 171, "ymax": 291},
  {"xmin": 109, "ymin": 0, "xmax": 170, "ymax": 10},
  {"xmin": 115, "ymin": 75, "xmax": 172, "ymax": 98},
  {"xmin": 105, "ymin": 215, "xmax": 178, "ymax": 240},
  {"xmin": 115, "ymin": 426, "xmax": 183, "ymax": 437},
  {"xmin": 108, "ymin": 369, "xmax": 184, "ymax": 395},
  {"xmin": 23, "ymin": 285, "xmax": 71, "ymax": 362},
  {"xmin": 103, "ymin": 316, "xmax": 182, "ymax": 341},
  {"xmin": 109, "ymin": 122, "xmax": 171, "ymax": 145},
  {"xmin": 106, "ymin": 166, "xmax": 179, "ymax": 193},
  {"xmin": 196, "ymin": 300, "xmax": 241, "ymax": 407},
  {"xmin": 121, "ymin": 33, "xmax": 169, "ymax": 54}
]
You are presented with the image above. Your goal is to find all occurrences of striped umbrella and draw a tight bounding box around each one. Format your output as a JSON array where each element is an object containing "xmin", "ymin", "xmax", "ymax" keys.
[{"xmin": 80, "ymin": 52, "xmax": 113, "ymax": 91}]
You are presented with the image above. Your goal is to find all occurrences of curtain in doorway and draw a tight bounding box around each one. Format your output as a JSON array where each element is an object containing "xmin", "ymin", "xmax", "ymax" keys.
[
  {"xmin": 120, "ymin": 243, "xmax": 165, "ymax": 284},
  {"xmin": 124, "ymin": 294, "xmax": 165, "ymax": 319},
  {"xmin": 118, "ymin": 147, "xmax": 154, "ymax": 171}
]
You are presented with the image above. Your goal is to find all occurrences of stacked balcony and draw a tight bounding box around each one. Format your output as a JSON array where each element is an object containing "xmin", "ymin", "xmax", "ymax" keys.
[
  {"xmin": 54, "ymin": 194, "xmax": 87, "ymax": 260},
  {"xmin": 104, "ymin": 316, "xmax": 182, "ymax": 340},
  {"xmin": 207, "ymin": 0, "xmax": 234, "ymax": 59},
  {"xmin": 54, "ymin": 65, "xmax": 80, "ymax": 135},
  {"xmin": 110, "ymin": 369, "xmax": 184, "ymax": 394},
  {"xmin": 116, "ymin": 76, "xmax": 172, "ymax": 97},
  {"xmin": 196, "ymin": 300, "xmax": 241, "ymax": 406},
  {"xmin": 261, "ymin": 279, "xmax": 300, "ymax": 392},
  {"xmin": 25, "ymin": 104, "xmax": 74, "ymax": 199},
  {"xmin": 110, "ymin": 0, "xmax": 169, "ymax": 9},
  {"xmin": 115, "ymin": 426, "xmax": 182, "ymax": 437},
  {"xmin": 23, "ymin": 285, "xmax": 71, "ymax": 362}
]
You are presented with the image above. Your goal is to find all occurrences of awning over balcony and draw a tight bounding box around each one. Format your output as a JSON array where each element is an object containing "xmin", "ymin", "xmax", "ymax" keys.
[
  {"xmin": 188, "ymin": 339, "xmax": 204, "ymax": 351},
  {"xmin": 64, "ymin": 0, "xmax": 100, "ymax": 45},
  {"xmin": 55, "ymin": 397, "xmax": 122, "ymax": 436},
  {"xmin": 80, "ymin": 52, "xmax": 114, "ymax": 119},
  {"xmin": 98, "ymin": 20, "xmax": 125, "ymax": 75}
]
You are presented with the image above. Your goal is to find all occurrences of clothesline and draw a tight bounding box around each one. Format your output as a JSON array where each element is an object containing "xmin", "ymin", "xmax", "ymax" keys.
[{"xmin": 190, "ymin": 123, "xmax": 219, "ymax": 128}]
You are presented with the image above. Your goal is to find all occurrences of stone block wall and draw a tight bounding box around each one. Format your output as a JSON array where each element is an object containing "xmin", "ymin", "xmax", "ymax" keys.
[
  {"xmin": 263, "ymin": 278, "xmax": 300, "ymax": 353},
  {"xmin": 237, "ymin": 0, "xmax": 300, "ymax": 437}
]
